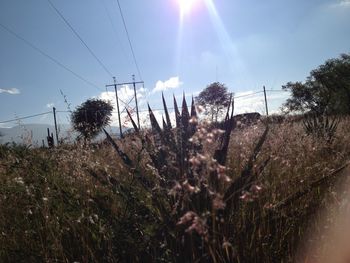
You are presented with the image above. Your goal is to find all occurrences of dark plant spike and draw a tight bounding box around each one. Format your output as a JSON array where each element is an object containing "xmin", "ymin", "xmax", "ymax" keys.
[
  {"xmin": 230, "ymin": 97, "xmax": 235, "ymax": 119},
  {"xmin": 213, "ymin": 112, "xmax": 236, "ymax": 166},
  {"xmin": 189, "ymin": 96, "xmax": 198, "ymax": 137},
  {"xmin": 162, "ymin": 92, "xmax": 172, "ymax": 129},
  {"xmin": 103, "ymin": 128, "xmax": 133, "ymax": 167},
  {"xmin": 174, "ymin": 95, "xmax": 181, "ymax": 128},
  {"xmin": 224, "ymin": 94, "xmax": 233, "ymax": 121},
  {"xmin": 223, "ymin": 125, "xmax": 269, "ymax": 207},
  {"xmin": 190, "ymin": 96, "xmax": 197, "ymax": 118},
  {"xmin": 126, "ymin": 108, "xmax": 139, "ymax": 133},
  {"xmin": 162, "ymin": 116, "xmax": 168, "ymax": 131},
  {"xmin": 148, "ymin": 104, "xmax": 162, "ymax": 135},
  {"xmin": 181, "ymin": 93, "xmax": 190, "ymax": 131}
]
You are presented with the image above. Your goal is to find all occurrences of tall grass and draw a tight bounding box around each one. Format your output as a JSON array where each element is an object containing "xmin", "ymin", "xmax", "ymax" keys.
[{"xmin": 0, "ymin": 99, "xmax": 349, "ymax": 262}]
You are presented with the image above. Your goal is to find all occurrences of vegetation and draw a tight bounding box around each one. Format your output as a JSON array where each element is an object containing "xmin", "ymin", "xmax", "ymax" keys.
[
  {"xmin": 1, "ymin": 53, "xmax": 350, "ymax": 261},
  {"xmin": 1, "ymin": 93, "xmax": 350, "ymax": 262},
  {"xmin": 71, "ymin": 99, "xmax": 113, "ymax": 140},
  {"xmin": 196, "ymin": 82, "xmax": 231, "ymax": 122},
  {"xmin": 283, "ymin": 53, "xmax": 350, "ymax": 115}
]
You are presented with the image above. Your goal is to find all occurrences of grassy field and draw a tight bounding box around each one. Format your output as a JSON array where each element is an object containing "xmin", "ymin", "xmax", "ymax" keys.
[{"xmin": 0, "ymin": 116, "xmax": 349, "ymax": 262}]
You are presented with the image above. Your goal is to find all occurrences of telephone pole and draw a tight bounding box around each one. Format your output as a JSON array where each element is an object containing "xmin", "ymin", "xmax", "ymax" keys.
[
  {"xmin": 132, "ymin": 74, "xmax": 141, "ymax": 129},
  {"xmin": 114, "ymin": 76, "xmax": 144, "ymax": 129},
  {"xmin": 106, "ymin": 76, "xmax": 144, "ymax": 135},
  {"xmin": 106, "ymin": 77, "xmax": 123, "ymax": 138},
  {"xmin": 263, "ymin": 86, "xmax": 269, "ymax": 116},
  {"xmin": 52, "ymin": 107, "xmax": 59, "ymax": 145}
]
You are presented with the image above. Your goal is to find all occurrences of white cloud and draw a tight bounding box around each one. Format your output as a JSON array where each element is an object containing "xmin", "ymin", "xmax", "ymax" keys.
[
  {"xmin": 338, "ymin": 0, "xmax": 350, "ymax": 6},
  {"xmin": 331, "ymin": 0, "xmax": 350, "ymax": 7},
  {"xmin": 152, "ymin": 77, "xmax": 183, "ymax": 93},
  {"xmin": 0, "ymin": 88, "xmax": 20, "ymax": 95},
  {"xmin": 98, "ymin": 85, "xmax": 148, "ymax": 127},
  {"xmin": 46, "ymin": 103, "xmax": 55, "ymax": 108}
]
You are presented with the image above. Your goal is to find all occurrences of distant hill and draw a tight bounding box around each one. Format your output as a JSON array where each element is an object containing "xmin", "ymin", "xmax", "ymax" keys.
[{"xmin": 0, "ymin": 124, "xmax": 122, "ymax": 146}]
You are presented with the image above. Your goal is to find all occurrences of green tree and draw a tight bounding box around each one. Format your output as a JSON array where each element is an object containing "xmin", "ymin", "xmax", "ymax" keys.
[
  {"xmin": 196, "ymin": 82, "xmax": 231, "ymax": 122},
  {"xmin": 71, "ymin": 99, "xmax": 113, "ymax": 140},
  {"xmin": 283, "ymin": 53, "xmax": 350, "ymax": 115}
]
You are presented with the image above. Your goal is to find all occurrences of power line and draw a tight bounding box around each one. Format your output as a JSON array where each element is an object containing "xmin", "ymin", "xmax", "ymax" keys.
[
  {"xmin": 115, "ymin": 0, "xmax": 143, "ymax": 81},
  {"xmin": 47, "ymin": 0, "xmax": 114, "ymax": 78},
  {"xmin": 0, "ymin": 22, "xmax": 102, "ymax": 91},
  {"xmin": 101, "ymin": 0, "xmax": 128, "ymax": 61},
  {"xmin": 0, "ymin": 89, "xmax": 289, "ymax": 124},
  {"xmin": 0, "ymin": 112, "xmax": 51, "ymax": 124},
  {"xmin": 233, "ymin": 91, "xmax": 263, "ymax": 99}
]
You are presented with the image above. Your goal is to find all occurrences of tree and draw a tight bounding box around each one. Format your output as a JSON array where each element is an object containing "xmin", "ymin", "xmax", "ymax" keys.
[
  {"xmin": 283, "ymin": 53, "xmax": 350, "ymax": 115},
  {"xmin": 71, "ymin": 99, "xmax": 113, "ymax": 140},
  {"xmin": 196, "ymin": 82, "xmax": 231, "ymax": 122}
]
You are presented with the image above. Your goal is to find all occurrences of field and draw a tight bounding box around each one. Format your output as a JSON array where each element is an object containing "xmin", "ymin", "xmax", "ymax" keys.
[{"xmin": 0, "ymin": 115, "xmax": 350, "ymax": 262}]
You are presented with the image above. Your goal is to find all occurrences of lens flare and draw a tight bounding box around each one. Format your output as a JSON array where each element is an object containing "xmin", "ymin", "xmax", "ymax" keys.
[{"xmin": 178, "ymin": 0, "xmax": 198, "ymax": 15}]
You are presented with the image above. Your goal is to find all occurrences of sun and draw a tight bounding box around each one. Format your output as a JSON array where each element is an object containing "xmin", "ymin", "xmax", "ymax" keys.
[{"xmin": 178, "ymin": 0, "xmax": 198, "ymax": 15}]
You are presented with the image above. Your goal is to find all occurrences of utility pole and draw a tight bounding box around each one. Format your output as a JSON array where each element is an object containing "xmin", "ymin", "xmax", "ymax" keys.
[
  {"xmin": 263, "ymin": 86, "xmax": 269, "ymax": 116},
  {"xmin": 113, "ymin": 77, "xmax": 144, "ymax": 129},
  {"xmin": 106, "ymin": 77, "xmax": 123, "ymax": 138},
  {"xmin": 52, "ymin": 107, "xmax": 59, "ymax": 145},
  {"xmin": 132, "ymin": 74, "xmax": 141, "ymax": 129}
]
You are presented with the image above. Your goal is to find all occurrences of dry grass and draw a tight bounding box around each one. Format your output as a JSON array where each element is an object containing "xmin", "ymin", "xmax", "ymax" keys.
[{"xmin": 0, "ymin": 116, "xmax": 349, "ymax": 262}]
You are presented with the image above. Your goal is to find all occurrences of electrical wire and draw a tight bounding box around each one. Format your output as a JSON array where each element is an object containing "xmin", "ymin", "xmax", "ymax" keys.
[
  {"xmin": 0, "ymin": 22, "xmax": 102, "ymax": 91},
  {"xmin": 0, "ymin": 112, "xmax": 52, "ymax": 124},
  {"xmin": 100, "ymin": 0, "xmax": 128, "ymax": 61},
  {"xmin": 115, "ymin": 0, "xmax": 143, "ymax": 81},
  {"xmin": 47, "ymin": 0, "xmax": 114, "ymax": 78},
  {"xmin": 0, "ymin": 89, "xmax": 289, "ymax": 124}
]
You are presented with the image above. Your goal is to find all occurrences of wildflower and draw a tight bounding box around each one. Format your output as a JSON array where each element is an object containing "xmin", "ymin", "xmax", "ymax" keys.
[
  {"xmin": 13, "ymin": 177, "xmax": 24, "ymax": 185},
  {"xmin": 169, "ymin": 181, "xmax": 182, "ymax": 196},
  {"xmin": 222, "ymin": 238, "xmax": 233, "ymax": 249},
  {"xmin": 182, "ymin": 180, "xmax": 199, "ymax": 193},
  {"xmin": 212, "ymin": 195, "xmax": 226, "ymax": 210},
  {"xmin": 189, "ymin": 156, "xmax": 201, "ymax": 167},
  {"xmin": 197, "ymin": 154, "xmax": 207, "ymax": 162},
  {"xmin": 250, "ymin": 184, "xmax": 263, "ymax": 193},
  {"xmin": 264, "ymin": 203, "xmax": 274, "ymax": 210},
  {"xmin": 240, "ymin": 191, "xmax": 254, "ymax": 202},
  {"xmin": 197, "ymin": 105, "xmax": 205, "ymax": 113},
  {"xmin": 189, "ymin": 116, "xmax": 198, "ymax": 124},
  {"xmin": 177, "ymin": 211, "xmax": 208, "ymax": 238}
]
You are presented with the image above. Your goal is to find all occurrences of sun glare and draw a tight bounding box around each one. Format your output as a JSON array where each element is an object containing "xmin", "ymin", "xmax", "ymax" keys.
[{"xmin": 178, "ymin": 0, "xmax": 198, "ymax": 15}]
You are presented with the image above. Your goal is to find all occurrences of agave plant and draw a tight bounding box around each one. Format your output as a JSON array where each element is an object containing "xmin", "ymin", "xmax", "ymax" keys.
[
  {"xmin": 303, "ymin": 113, "xmax": 339, "ymax": 142},
  {"xmin": 103, "ymin": 94, "xmax": 269, "ymax": 262}
]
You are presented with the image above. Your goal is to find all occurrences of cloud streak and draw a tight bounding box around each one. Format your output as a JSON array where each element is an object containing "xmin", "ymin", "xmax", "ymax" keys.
[
  {"xmin": 152, "ymin": 77, "xmax": 183, "ymax": 93},
  {"xmin": 330, "ymin": 0, "xmax": 350, "ymax": 7},
  {"xmin": 0, "ymin": 88, "xmax": 20, "ymax": 95}
]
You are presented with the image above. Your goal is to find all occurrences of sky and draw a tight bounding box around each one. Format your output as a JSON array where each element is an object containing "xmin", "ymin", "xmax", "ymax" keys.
[{"xmin": 0, "ymin": 0, "xmax": 349, "ymax": 128}]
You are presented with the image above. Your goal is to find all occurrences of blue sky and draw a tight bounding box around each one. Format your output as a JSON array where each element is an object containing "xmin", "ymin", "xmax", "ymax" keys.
[{"xmin": 0, "ymin": 0, "xmax": 349, "ymax": 127}]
